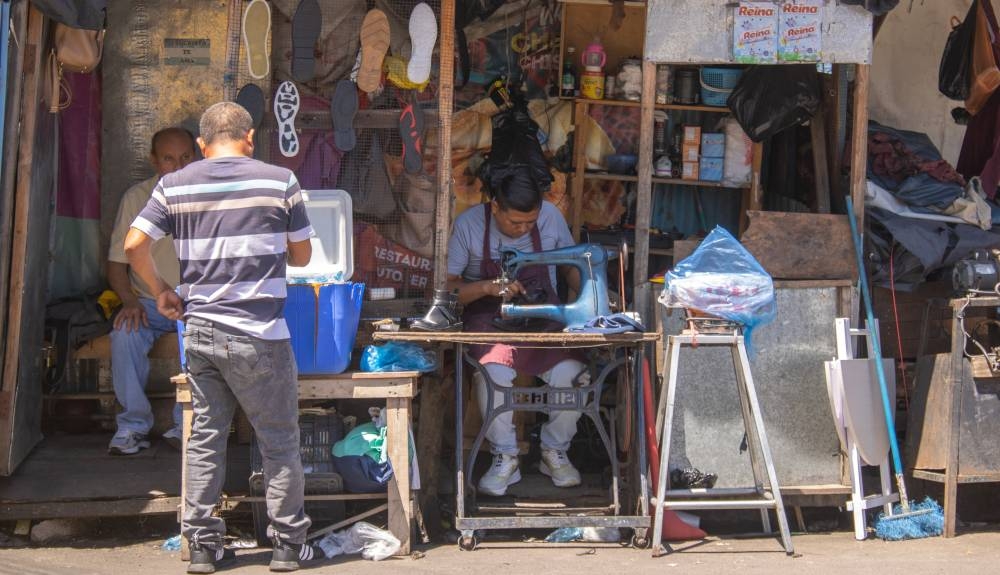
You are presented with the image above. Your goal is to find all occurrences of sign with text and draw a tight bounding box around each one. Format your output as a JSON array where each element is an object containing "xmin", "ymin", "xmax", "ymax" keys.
[
  {"xmin": 779, "ymin": 1, "xmax": 823, "ymax": 62},
  {"xmin": 163, "ymin": 38, "xmax": 210, "ymax": 66}
]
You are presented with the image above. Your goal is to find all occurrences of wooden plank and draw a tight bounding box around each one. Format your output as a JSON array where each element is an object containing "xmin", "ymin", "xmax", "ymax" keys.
[
  {"xmin": 0, "ymin": 497, "xmax": 182, "ymax": 521},
  {"xmin": 415, "ymin": 373, "xmax": 451, "ymax": 540},
  {"xmin": 810, "ymin": 107, "xmax": 831, "ymax": 214},
  {"xmin": 850, "ymin": 64, "xmax": 869, "ymax": 222},
  {"xmin": 635, "ymin": 59, "xmax": 656, "ymax": 306},
  {"xmin": 745, "ymin": 142, "xmax": 765, "ymax": 234},
  {"xmin": 385, "ymin": 397, "xmax": 412, "ymax": 554},
  {"xmin": 740, "ymin": 211, "xmax": 857, "ymax": 280},
  {"xmin": 297, "ymin": 379, "xmax": 415, "ymax": 400},
  {"xmin": 570, "ymin": 100, "xmax": 589, "ymax": 241},
  {"xmin": 773, "ymin": 279, "xmax": 853, "ymax": 289},
  {"xmin": 1, "ymin": 6, "xmax": 48, "ymax": 477},
  {"xmin": 434, "ymin": 0, "xmax": 456, "ymax": 290},
  {"xmin": 827, "ymin": 65, "xmax": 844, "ymax": 209},
  {"xmin": 73, "ymin": 333, "xmax": 180, "ymax": 360},
  {"xmin": 373, "ymin": 332, "xmax": 659, "ymax": 344}
]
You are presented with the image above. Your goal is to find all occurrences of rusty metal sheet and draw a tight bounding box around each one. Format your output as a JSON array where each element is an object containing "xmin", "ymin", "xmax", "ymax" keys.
[
  {"xmin": 740, "ymin": 211, "xmax": 856, "ymax": 280},
  {"xmin": 644, "ymin": 0, "xmax": 872, "ymax": 64}
]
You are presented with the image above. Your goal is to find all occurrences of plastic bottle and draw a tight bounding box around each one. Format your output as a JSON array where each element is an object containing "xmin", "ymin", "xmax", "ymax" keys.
[{"xmin": 561, "ymin": 47, "xmax": 578, "ymax": 98}]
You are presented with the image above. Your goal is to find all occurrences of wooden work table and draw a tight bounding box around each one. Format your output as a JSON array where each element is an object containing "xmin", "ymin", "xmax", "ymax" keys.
[{"xmin": 372, "ymin": 331, "xmax": 660, "ymax": 345}]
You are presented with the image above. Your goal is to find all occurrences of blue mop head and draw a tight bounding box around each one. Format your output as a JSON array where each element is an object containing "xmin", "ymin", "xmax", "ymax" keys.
[{"xmin": 874, "ymin": 497, "xmax": 944, "ymax": 540}]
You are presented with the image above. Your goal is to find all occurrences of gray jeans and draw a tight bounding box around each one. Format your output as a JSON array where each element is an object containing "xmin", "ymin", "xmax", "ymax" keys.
[{"xmin": 182, "ymin": 317, "xmax": 310, "ymax": 547}]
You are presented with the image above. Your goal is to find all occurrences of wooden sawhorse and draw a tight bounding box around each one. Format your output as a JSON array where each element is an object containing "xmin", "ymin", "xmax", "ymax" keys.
[{"xmin": 174, "ymin": 371, "xmax": 419, "ymax": 559}]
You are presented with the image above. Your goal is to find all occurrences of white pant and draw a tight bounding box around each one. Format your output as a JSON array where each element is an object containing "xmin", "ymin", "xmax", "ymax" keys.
[{"xmin": 473, "ymin": 359, "xmax": 588, "ymax": 455}]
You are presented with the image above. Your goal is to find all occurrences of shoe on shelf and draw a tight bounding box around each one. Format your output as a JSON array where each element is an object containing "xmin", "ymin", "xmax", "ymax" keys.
[
  {"xmin": 411, "ymin": 289, "xmax": 463, "ymax": 331},
  {"xmin": 187, "ymin": 541, "xmax": 235, "ymax": 574},
  {"xmin": 478, "ymin": 454, "xmax": 521, "ymax": 497},
  {"xmin": 670, "ymin": 466, "xmax": 718, "ymax": 489},
  {"xmin": 270, "ymin": 537, "xmax": 323, "ymax": 572},
  {"xmin": 539, "ymin": 449, "xmax": 582, "ymax": 488},
  {"xmin": 162, "ymin": 426, "xmax": 183, "ymax": 451},
  {"xmin": 108, "ymin": 430, "xmax": 150, "ymax": 456}
]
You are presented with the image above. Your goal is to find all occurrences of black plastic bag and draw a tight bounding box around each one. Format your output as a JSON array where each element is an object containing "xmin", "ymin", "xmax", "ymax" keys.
[
  {"xmin": 726, "ymin": 65, "xmax": 820, "ymax": 143},
  {"xmin": 939, "ymin": 1, "xmax": 978, "ymax": 101},
  {"xmin": 478, "ymin": 94, "xmax": 553, "ymax": 193}
]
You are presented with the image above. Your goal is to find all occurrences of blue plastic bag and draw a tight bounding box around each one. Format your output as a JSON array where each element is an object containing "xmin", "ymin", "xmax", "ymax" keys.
[
  {"xmin": 660, "ymin": 226, "xmax": 776, "ymax": 348},
  {"xmin": 360, "ymin": 341, "xmax": 437, "ymax": 373}
]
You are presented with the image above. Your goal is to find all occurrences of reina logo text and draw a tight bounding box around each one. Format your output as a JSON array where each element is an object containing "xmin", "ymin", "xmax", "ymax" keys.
[
  {"xmin": 784, "ymin": 3, "xmax": 819, "ymax": 14},
  {"xmin": 739, "ymin": 6, "xmax": 775, "ymax": 17}
]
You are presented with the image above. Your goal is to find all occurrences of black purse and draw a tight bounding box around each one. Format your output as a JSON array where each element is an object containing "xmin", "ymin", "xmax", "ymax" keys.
[{"xmin": 939, "ymin": 1, "xmax": 978, "ymax": 101}]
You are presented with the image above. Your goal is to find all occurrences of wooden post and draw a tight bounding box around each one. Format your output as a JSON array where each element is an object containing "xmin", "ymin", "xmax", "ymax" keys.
[
  {"xmin": 849, "ymin": 64, "xmax": 869, "ymax": 223},
  {"xmin": 414, "ymin": 373, "xmax": 452, "ymax": 540},
  {"xmin": 433, "ymin": 0, "xmax": 456, "ymax": 290},
  {"xmin": 810, "ymin": 107, "xmax": 831, "ymax": 214},
  {"xmin": 385, "ymin": 397, "xmax": 412, "ymax": 553},
  {"xmin": 634, "ymin": 60, "xmax": 656, "ymax": 308},
  {"xmin": 743, "ymin": 141, "xmax": 765, "ymax": 233},
  {"xmin": 570, "ymin": 100, "xmax": 589, "ymax": 242}
]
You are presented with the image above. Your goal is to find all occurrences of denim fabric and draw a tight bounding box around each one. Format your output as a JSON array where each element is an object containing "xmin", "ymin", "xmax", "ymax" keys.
[{"xmin": 182, "ymin": 317, "xmax": 310, "ymax": 548}]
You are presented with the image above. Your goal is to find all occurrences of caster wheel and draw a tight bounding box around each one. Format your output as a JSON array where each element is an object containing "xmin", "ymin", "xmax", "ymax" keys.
[
  {"xmin": 632, "ymin": 535, "xmax": 649, "ymax": 549},
  {"xmin": 458, "ymin": 535, "xmax": 478, "ymax": 551}
]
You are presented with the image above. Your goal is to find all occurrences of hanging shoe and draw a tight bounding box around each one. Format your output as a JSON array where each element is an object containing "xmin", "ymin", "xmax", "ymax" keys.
[
  {"xmin": 291, "ymin": 0, "xmax": 322, "ymax": 83},
  {"xmin": 331, "ymin": 79, "xmax": 359, "ymax": 152},
  {"xmin": 274, "ymin": 81, "xmax": 300, "ymax": 158},
  {"xmin": 243, "ymin": 0, "xmax": 271, "ymax": 79},
  {"xmin": 406, "ymin": 3, "xmax": 437, "ymax": 85},
  {"xmin": 398, "ymin": 96, "xmax": 425, "ymax": 175},
  {"xmin": 411, "ymin": 289, "xmax": 462, "ymax": 332},
  {"xmin": 358, "ymin": 9, "xmax": 390, "ymax": 94}
]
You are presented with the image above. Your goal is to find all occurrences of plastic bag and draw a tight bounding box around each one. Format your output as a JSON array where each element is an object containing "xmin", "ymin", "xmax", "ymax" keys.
[
  {"xmin": 939, "ymin": 2, "xmax": 977, "ymax": 101},
  {"xmin": 360, "ymin": 341, "xmax": 436, "ymax": 373},
  {"xmin": 478, "ymin": 94, "xmax": 553, "ymax": 194},
  {"xmin": 660, "ymin": 226, "xmax": 776, "ymax": 348},
  {"xmin": 726, "ymin": 65, "xmax": 820, "ymax": 143},
  {"xmin": 316, "ymin": 521, "xmax": 401, "ymax": 561}
]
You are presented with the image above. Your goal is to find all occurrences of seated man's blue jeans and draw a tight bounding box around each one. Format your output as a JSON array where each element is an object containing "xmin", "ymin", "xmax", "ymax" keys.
[{"xmin": 110, "ymin": 297, "xmax": 182, "ymax": 434}]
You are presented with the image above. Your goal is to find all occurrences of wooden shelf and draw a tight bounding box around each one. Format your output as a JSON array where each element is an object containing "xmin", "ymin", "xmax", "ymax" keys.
[
  {"xmin": 570, "ymin": 97, "xmax": 729, "ymax": 114},
  {"xmin": 581, "ymin": 171, "xmax": 746, "ymax": 189}
]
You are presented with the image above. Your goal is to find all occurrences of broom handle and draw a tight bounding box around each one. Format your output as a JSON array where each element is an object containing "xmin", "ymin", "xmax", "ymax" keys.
[{"xmin": 846, "ymin": 197, "xmax": 911, "ymax": 510}]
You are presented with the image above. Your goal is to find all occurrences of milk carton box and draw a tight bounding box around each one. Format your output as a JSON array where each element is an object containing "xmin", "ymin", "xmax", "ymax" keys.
[
  {"xmin": 733, "ymin": 2, "xmax": 778, "ymax": 64},
  {"xmin": 778, "ymin": 1, "xmax": 823, "ymax": 62}
]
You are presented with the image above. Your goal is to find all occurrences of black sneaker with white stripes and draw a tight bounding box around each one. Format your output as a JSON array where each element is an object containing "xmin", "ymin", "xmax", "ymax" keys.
[
  {"xmin": 269, "ymin": 538, "xmax": 322, "ymax": 572},
  {"xmin": 187, "ymin": 541, "xmax": 235, "ymax": 574}
]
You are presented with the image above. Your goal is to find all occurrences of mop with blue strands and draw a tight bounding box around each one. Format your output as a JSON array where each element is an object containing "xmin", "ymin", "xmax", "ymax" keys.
[{"xmin": 847, "ymin": 197, "xmax": 944, "ymax": 541}]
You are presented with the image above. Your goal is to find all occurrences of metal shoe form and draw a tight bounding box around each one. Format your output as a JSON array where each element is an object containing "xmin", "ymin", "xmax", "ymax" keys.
[{"xmin": 411, "ymin": 289, "xmax": 463, "ymax": 331}]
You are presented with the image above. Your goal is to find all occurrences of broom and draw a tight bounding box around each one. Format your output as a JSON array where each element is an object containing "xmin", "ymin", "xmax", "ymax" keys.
[{"xmin": 846, "ymin": 197, "xmax": 943, "ymax": 540}]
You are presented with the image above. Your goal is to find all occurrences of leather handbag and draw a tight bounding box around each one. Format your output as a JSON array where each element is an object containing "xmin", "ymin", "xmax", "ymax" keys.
[{"xmin": 47, "ymin": 24, "xmax": 105, "ymax": 113}]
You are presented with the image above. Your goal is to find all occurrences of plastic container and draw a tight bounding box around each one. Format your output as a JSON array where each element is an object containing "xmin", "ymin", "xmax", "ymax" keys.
[
  {"xmin": 580, "ymin": 66, "xmax": 605, "ymax": 99},
  {"xmin": 700, "ymin": 67, "xmax": 743, "ymax": 107},
  {"xmin": 286, "ymin": 282, "xmax": 365, "ymax": 374},
  {"xmin": 581, "ymin": 37, "xmax": 606, "ymax": 70},
  {"xmin": 287, "ymin": 189, "xmax": 354, "ymax": 283},
  {"xmin": 700, "ymin": 133, "xmax": 726, "ymax": 158}
]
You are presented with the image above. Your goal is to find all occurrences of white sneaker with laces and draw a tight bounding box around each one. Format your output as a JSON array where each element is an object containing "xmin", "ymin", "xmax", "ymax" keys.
[
  {"xmin": 478, "ymin": 454, "xmax": 521, "ymax": 496},
  {"xmin": 539, "ymin": 449, "xmax": 582, "ymax": 488},
  {"xmin": 162, "ymin": 426, "xmax": 183, "ymax": 451},
  {"xmin": 108, "ymin": 430, "xmax": 151, "ymax": 456}
]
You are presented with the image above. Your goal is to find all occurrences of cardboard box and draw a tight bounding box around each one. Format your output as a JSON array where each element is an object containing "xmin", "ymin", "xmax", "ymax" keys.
[
  {"xmin": 682, "ymin": 143, "xmax": 701, "ymax": 163},
  {"xmin": 699, "ymin": 157, "xmax": 724, "ymax": 182},
  {"xmin": 682, "ymin": 161, "xmax": 700, "ymax": 181},
  {"xmin": 701, "ymin": 133, "xmax": 726, "ymax": 158},
  {"xmin": 683, "ymin": 125, "xmax": 702, "ymax": 144}
]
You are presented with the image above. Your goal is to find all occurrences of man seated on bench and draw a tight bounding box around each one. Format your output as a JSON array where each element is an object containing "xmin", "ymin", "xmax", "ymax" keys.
[
  {"xmin": 444, "ymin": 167, "xmax": 588, "ymax": 496},
  {"xmin": 105, "ymin": 127, "xmax": 195, "ymax": 455}
]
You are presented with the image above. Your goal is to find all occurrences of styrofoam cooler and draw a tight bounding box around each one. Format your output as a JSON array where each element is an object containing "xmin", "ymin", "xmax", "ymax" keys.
[{"xmin": 286, "ymin": 189, "xmax": 363, "ymax": 374}]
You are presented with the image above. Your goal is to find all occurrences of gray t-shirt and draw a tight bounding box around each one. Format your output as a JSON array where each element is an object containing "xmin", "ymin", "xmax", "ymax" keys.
[{"xmin": 447, "ymin": 201, "xmax": 575, "ymax": 287}]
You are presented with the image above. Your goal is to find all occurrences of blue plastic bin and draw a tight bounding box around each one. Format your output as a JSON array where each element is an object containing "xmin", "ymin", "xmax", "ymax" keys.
[
  {"xmin": 286, "ymin": 282, "xmax": 365, "ymax": 374},
  {"xmin": 700, "ymin": 67, "xmax": 743, "ymax": 107}
]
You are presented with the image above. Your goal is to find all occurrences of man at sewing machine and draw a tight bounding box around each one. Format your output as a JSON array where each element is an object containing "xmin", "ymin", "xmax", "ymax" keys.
[{"xmin": 445, "ymin": 168, "xmax": 588, "ymax": 496}]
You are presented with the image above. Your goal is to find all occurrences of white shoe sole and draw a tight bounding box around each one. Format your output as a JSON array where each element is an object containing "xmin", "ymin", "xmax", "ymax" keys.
[
  {"xmin": 539, "ymin": 462, "xmax": 582, "ymax": 488},
  {"xmin": 242, "ymin": 0, "xmax": 271, "ymax": 80},
  {"xmin": 108, "ymin": 440, "xmax": 151, "ymax": 456},
  {"xmin": 406, "ymin": 3, "xmax": 437, "ymax": 85},
  {"xmin": 478, "ymin": 468, "xmax": 522, "ymax": 497},
  {"xmin": 274, "ymin": 81, "xmax": 300, "ymax": 158}
]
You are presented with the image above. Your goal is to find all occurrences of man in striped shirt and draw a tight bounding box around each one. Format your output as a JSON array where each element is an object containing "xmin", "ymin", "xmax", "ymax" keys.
[{"xmin": 125, "ymin": 102, "xmax": 319, "ymax": 573}]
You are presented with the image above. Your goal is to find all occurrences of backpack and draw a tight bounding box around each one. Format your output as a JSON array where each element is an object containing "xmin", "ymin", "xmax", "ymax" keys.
[{"xmin": 46, "ymin": 23, "xmax": 105, "ymax": 113}]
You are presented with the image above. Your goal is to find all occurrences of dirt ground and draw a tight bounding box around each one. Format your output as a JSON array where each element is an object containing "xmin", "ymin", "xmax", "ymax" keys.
[{"xmin": 0, "ymin": 516, "xmax": 997, "ymax": 575}]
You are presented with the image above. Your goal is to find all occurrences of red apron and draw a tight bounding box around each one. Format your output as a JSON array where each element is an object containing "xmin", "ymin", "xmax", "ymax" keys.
[{"xmin": 461, "ymin": 204, "xmax": 578, "ymax": 376}]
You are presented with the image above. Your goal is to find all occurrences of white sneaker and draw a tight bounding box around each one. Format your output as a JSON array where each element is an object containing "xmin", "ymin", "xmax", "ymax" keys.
[
  {"xmin": 478, "ymin": 454, "xmax": 521, "ymax": 496},
  {"xmin": 108, "ymin": 430, "xmax": 150, "ymax": 456},
  {"xmin": 162, "ymin": 426, "xmax": 183, "ymax": 451},
  {"xmin": 539, "ymin": 449, "xmax": 582, "ymax": 488}
]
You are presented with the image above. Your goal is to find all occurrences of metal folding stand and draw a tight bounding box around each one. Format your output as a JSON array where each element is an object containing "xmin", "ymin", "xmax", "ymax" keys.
[
  {"xmin": 651, "ymin": 324, "xmax": 794, "ymax": 556},
  {"xmin": 452, "ymin": 333, "xmax": 656, "ymax": 550}
]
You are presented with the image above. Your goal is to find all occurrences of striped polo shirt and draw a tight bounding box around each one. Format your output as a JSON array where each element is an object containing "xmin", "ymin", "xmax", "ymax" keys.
[{"xmin": 132, "ymin": 156, "xmax": 314, "ymax": 340}]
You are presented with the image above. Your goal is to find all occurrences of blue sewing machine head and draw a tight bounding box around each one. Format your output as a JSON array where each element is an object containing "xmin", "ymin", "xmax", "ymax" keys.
[{"xmin": 499, "ymin": 243, "xmax": 612, "ymax": 330}]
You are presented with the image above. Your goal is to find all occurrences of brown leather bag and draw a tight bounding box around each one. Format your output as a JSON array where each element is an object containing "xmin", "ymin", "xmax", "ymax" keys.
[
  {"xmin": 965, "ymin": 0, "xmax": 1000, "ymax": 116},
  {"xmin": 46, "ymin": 24, "xmax": 105, "ymax": 113}
]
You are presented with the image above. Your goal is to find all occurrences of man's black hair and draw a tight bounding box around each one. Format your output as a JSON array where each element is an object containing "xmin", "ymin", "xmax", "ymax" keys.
[
  {"xmin": 492, "ymin": 167, "xmax": 542, "ymax": 213},
  {"xmin": 150, "ymin": 127, "xmax": 196, "ymax": 156}
]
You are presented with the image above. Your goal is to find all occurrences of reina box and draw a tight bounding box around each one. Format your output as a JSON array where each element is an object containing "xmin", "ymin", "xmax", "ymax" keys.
[
  {"xmin": 683, "ymin": 125, "xmax": 702, "ymax": 144},
  {"xmin": 701, "ymin": 133, "xmax": 726, "ymax": 158},
  {"xmin": 682, "ymin": 161, "xmax": 700, "ymax": 181},
  {"xmin": 699, "ymin": 157, "xmax": 724, "ymax": 182},
  {"xmin": 682, "ymin": 143, "xmax": 700, "ymax": 163}
]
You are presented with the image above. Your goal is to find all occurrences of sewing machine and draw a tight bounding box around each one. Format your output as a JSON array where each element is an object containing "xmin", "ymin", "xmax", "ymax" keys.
[{"xmin": 498, "ymin": 243, "xmax": 612, "ymax": 330}]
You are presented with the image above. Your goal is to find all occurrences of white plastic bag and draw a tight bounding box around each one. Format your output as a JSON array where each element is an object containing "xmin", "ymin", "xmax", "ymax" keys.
[{"xmin": 316, "ymin": 521, "xmax": 401, "ymax": 561}]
